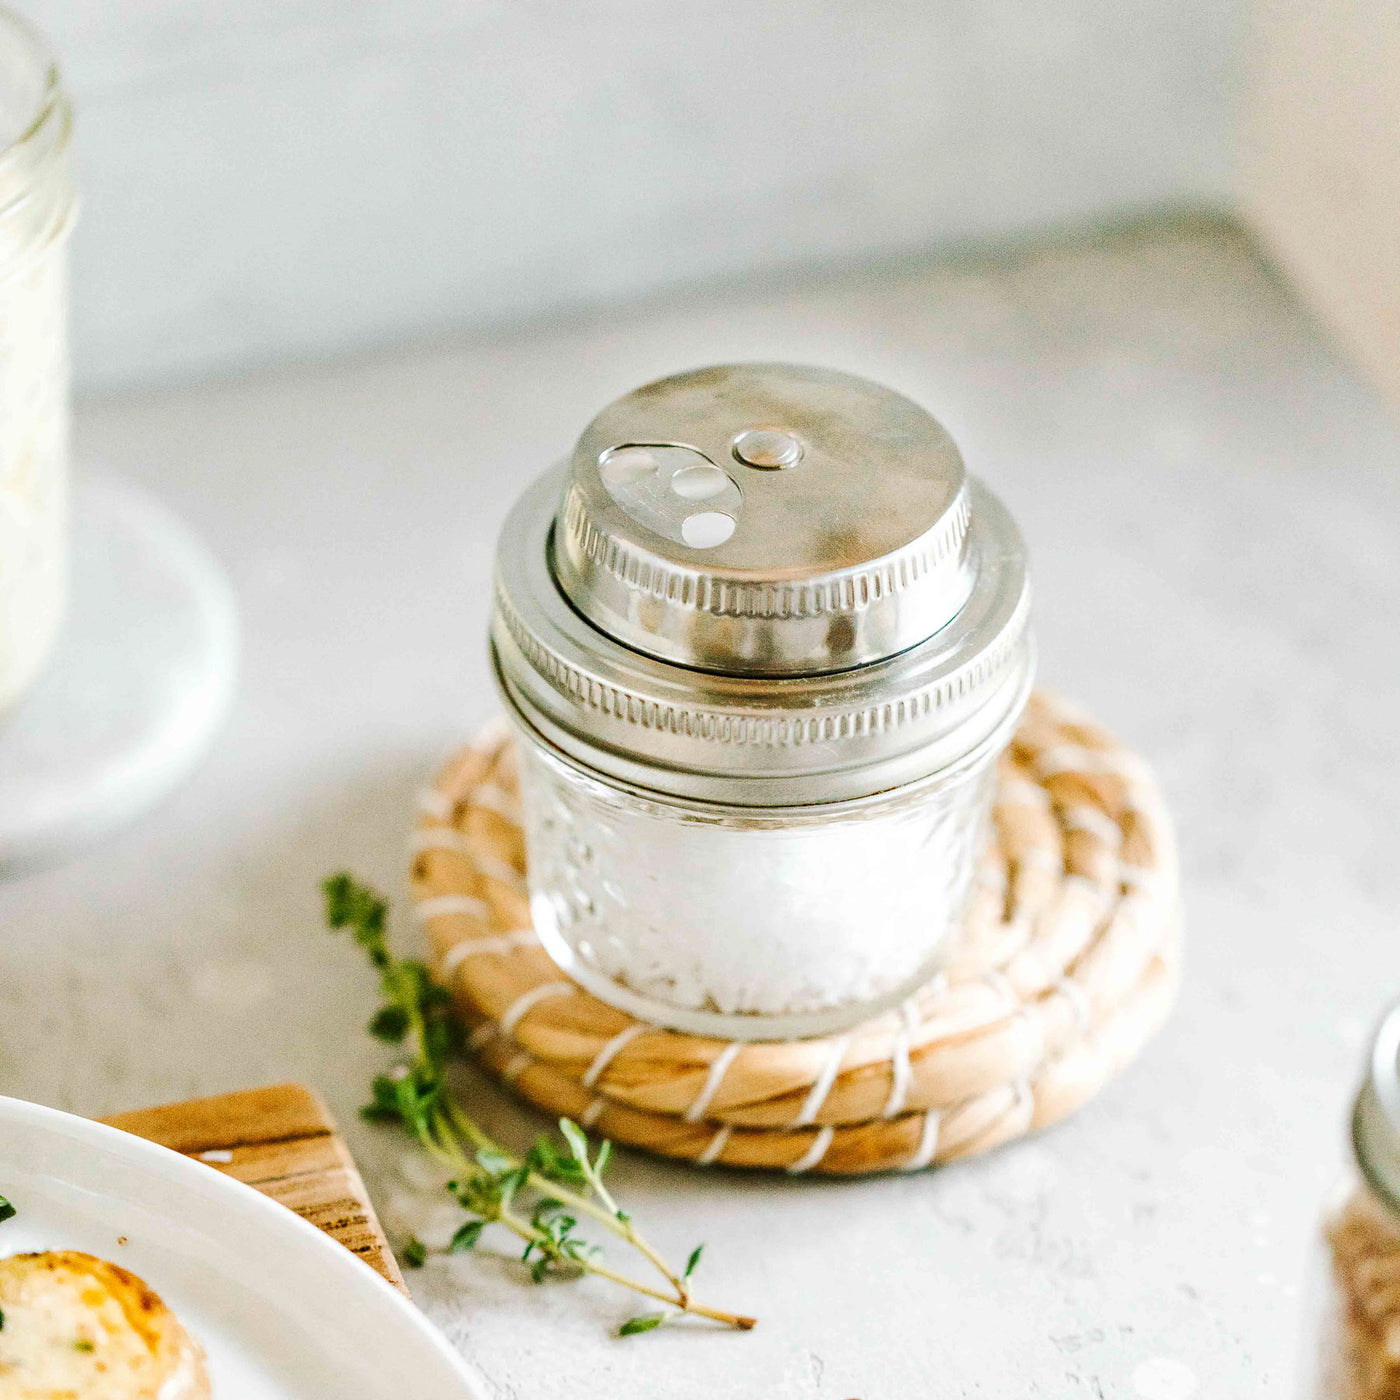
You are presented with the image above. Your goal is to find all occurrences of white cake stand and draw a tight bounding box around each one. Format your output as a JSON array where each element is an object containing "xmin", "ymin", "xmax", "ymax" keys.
[{"xmin": 0, "ymin": 474, "xmax": 237, "ymax": 875}]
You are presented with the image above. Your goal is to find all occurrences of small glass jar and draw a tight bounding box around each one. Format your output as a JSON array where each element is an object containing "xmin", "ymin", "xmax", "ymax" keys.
[
  {"xmin": 1300, "ymin": 1001, "xmax": 1400, "ymax": 1399},
  {"xmin": 514, "ymin": 728, "xmax": 998, "ymax": 1027},
  {"xmin": 491, "ymin": 364, "xmax": 1033, "ymax": 1039},
  {"xmin": 0, "ymin": 7, "xmax": 74, "ymax": 715}
]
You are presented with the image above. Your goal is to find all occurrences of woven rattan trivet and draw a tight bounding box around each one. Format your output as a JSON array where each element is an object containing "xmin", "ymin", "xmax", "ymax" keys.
[{"xmin": 409, "ymin": 691, "xmax": 1180, "ymax": 1176}]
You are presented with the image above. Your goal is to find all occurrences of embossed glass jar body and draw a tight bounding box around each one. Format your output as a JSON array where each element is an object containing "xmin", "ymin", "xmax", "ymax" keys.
[
  {"xmin": 0, "ymin": 9, "xmax": 73, "ymax": 715},
  {"xmin": 514, "ymin": 718, "xmax": 999, "ymax": 1036},
  {"xmin": 491, "ymin": 365, "xmax": 1033, "ymax": 1039}
]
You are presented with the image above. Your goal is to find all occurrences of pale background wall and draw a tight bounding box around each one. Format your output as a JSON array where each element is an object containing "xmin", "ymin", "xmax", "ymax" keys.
[
  {"xmin": 1240, "ymin": 0, "xmax": 1400, "ymax": 407},
  {"xmin": 24, "ymin": 1, "xmax": 1241, "ymax": 391}
]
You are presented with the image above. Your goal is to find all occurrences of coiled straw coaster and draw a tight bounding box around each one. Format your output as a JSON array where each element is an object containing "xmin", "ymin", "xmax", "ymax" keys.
[{"xmin": 410, "ymin": 692, "xmax": 1180, "ymax": 1176}]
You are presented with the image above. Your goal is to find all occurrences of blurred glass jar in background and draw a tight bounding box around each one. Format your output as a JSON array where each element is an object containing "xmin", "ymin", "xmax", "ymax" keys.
[
  {"xmin": 1301, "ymin": 1000, "xmax": 1400, "ymax": 1399},
  {"xmin": 0, "ymin": 7, "xmax": 73, "ymax": 715}
]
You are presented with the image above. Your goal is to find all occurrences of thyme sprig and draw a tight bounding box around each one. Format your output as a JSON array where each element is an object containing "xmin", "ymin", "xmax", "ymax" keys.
[{"xmin": 324, "ymin": 873, "xmax": 754, "ymax": 1336}]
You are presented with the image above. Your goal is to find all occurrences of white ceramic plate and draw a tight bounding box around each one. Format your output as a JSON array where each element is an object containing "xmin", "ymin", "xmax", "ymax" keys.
[{"xmin": 0, "ymin": 1096, "xmax": 487, "ymax": 1398}]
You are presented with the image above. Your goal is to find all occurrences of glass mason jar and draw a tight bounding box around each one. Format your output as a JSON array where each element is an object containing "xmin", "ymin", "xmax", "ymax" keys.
[
  {"xmin": 491, "ymin": 364, "xmax": 1033, "ymax": 1039},
  {"xmin": 1300, "ymin": 1000, "xmax": 1400, "ymax": 1399},
  {"xmin": 0, "ymin": 8, "xmax": 74, "ymax": 715}
]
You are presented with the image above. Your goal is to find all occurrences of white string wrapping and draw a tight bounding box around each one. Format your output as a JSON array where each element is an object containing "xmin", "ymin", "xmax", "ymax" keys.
[
  {"xmin": 786, "ymin": 1125, "xmax": 834, "ymax": 1175},
  {"xmin": 1017, "ymin": 1006, "xmax": 1047, "ymax": 1074},
  {"xmin": 499, "ymin": 980, "xmax": 576, "ymax": 1038},
  {"xmin": 1060, "ymin": 803, "xmax": 1123, "ymax": 847},
  {"xmin": 882, "ymin": 999, "xmax": 921, "ymax": 1119},
  {"xmin": 471, "ymin": 783, "xmax": 523, "ymax": 824},
  {"xmin": 468, "ymin": 715, "xmax": 512, "ymax": 753},
  {"xmin": 1063, "ymin": 871, "xmax": 1112, "ymax": 906},
  {"xmin": 982, "ymin": 968, "xmax": 1016, "ymax": 1003},
  {"xmin": 1054, "ymin": 975, "xmax": 1093, "ymax": 1036},
  {"xmin": 472, "ymin": 853, "xmax": 527, "ymax": 893},
  {"xmin": 997, "ymin": 777, "xmax": 1051, "ymax": 809},
  {"xmin": 1034, "ymin": 744, "xmax": 1114, "ymax": 779},
  {"xmin": 791, "ymin": 1035, "xmax": 851, "ymax": 1127},
  {"xmin": 974, "ymin": 863, "xmax": 1008, "ymax": 895},
  {"xmin": 409, "ymin": 827, "xmax": 471, "ymax": 857},
  {"xmin": 438, "ymin": 932, "xmax": 537, "ymax": 982},
  {"xmin": 582, "ymin": 1022, "xmax": 649, "ymax": 1090},
  {"xmin": 1017, "ymin": 844, "xmax": 1062, "ymax": 873},
  {"xmin": 684, "ymin": 1041, "xmax": 743, "ymax": 1123},
  {"xmin": 900, "ymin": 1111, "xmax": 941, "ymax": 1172},
  {"xmin": 1119, "ymin": 862, "xmax": 1161, "ymax": 894},
  {"xmin": 697, "ymin": 1124, "xmax": 732, "ymax": 1166},
  {"xmin": 415, "ymin": 893, "xmax": 492, "ymax": 923}
]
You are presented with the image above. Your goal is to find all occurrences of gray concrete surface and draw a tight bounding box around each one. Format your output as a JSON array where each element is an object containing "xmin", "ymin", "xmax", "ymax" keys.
[{"xmin": 3, "ymin": 216, "xmax": 1395, "ymax": 1397}]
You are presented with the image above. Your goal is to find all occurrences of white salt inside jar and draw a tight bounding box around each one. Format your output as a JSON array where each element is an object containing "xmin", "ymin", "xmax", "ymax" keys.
[{"xmin": 518, "ymin": 733, "xmax": 996, "ymax": 1021}]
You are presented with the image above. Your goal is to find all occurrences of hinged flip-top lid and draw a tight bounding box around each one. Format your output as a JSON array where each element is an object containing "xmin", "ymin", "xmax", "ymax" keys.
[{"xmin": 550, "ymin": 363, "xmax": 975, "ymax": 675}]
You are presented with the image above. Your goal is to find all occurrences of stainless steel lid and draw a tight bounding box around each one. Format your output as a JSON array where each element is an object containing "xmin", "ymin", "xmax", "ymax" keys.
[
  {"xmin": 553, "ymin": 363, "xmax": 975, "ymax": 675},
  {"xmin": 1355, "ymin": 998, "xmax": 1400, "ymax": 1213},
  {"xmin": 490, "ymin": 363, "xmax": 1033, "ymax": 806}
]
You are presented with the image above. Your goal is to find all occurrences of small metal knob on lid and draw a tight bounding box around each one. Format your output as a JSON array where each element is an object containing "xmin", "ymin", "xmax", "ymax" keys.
[
  {"xmin": 491, "ymin": 362, "xmax": 1032, "ymax": 806},
  {"xmin": 552, "ymin": 364, "xmax": 974, "ymax": 675}
]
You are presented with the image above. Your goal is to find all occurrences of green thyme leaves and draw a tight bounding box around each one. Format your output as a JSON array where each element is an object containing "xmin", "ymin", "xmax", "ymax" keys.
[
  {"xmin": 449, "ymin": 1220, "xmax": 484, "ymax": 1254},
  {"xmin": 619, "ymin": 1313, "xmax": 667, "ymax": 1336},
  {"xmin": 368, "ymin": 1004, "xmax": 411, "ymax": 1042},
  {"xmin": 323, "ymin": 872, "xmax": 753, "ymax": 1334}
]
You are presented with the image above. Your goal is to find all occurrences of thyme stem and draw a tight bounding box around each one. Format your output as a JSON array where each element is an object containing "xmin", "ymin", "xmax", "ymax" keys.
[
  {"xmin": 323, "ymin": 872, "xmax": 753, "ymax": 1335},
  {"xmin": 443, "ymin": 1099, "xmax": 689, "ymax": 1302}
]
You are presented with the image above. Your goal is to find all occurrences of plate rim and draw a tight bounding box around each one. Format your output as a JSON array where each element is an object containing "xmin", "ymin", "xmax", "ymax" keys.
[{"xmin": 0, "ymin": 1093, "xmax": 487, "ymax": 1398}]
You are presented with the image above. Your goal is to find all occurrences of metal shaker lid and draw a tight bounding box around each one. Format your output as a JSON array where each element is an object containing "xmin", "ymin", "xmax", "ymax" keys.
[
  {"xmin": 1355, "ymin": 998, "xmax": 1400, "ymax": 1213},
  {"xmin": 551, "ymin": 364, "xmax": 974, "ymax": 675},
  {"xmin": 490, "ymin": 362, "xmax": 1032, "ymax": 805}
]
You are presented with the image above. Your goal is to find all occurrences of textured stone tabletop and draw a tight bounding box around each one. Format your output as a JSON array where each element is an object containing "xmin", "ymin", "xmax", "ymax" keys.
[{"xmin": 3, "ymin": 218, "xmax": 1397, "ymax": 1398}]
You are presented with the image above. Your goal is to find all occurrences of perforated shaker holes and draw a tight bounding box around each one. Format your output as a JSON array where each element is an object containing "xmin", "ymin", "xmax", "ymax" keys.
[
  {"xmin": 596, "ymin": 444, "xmax": 742, "ymax": 549},
  {"xmin": 669, "ymin": 464, "xmax": 731, "ymax": 500},
  {"xmin": 680, "ymin": 512, "xmax": 736, "ymax": 547},
  {"xmin": 598, "ymin": 446, "xmax": 660, "ymax": 486}
]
